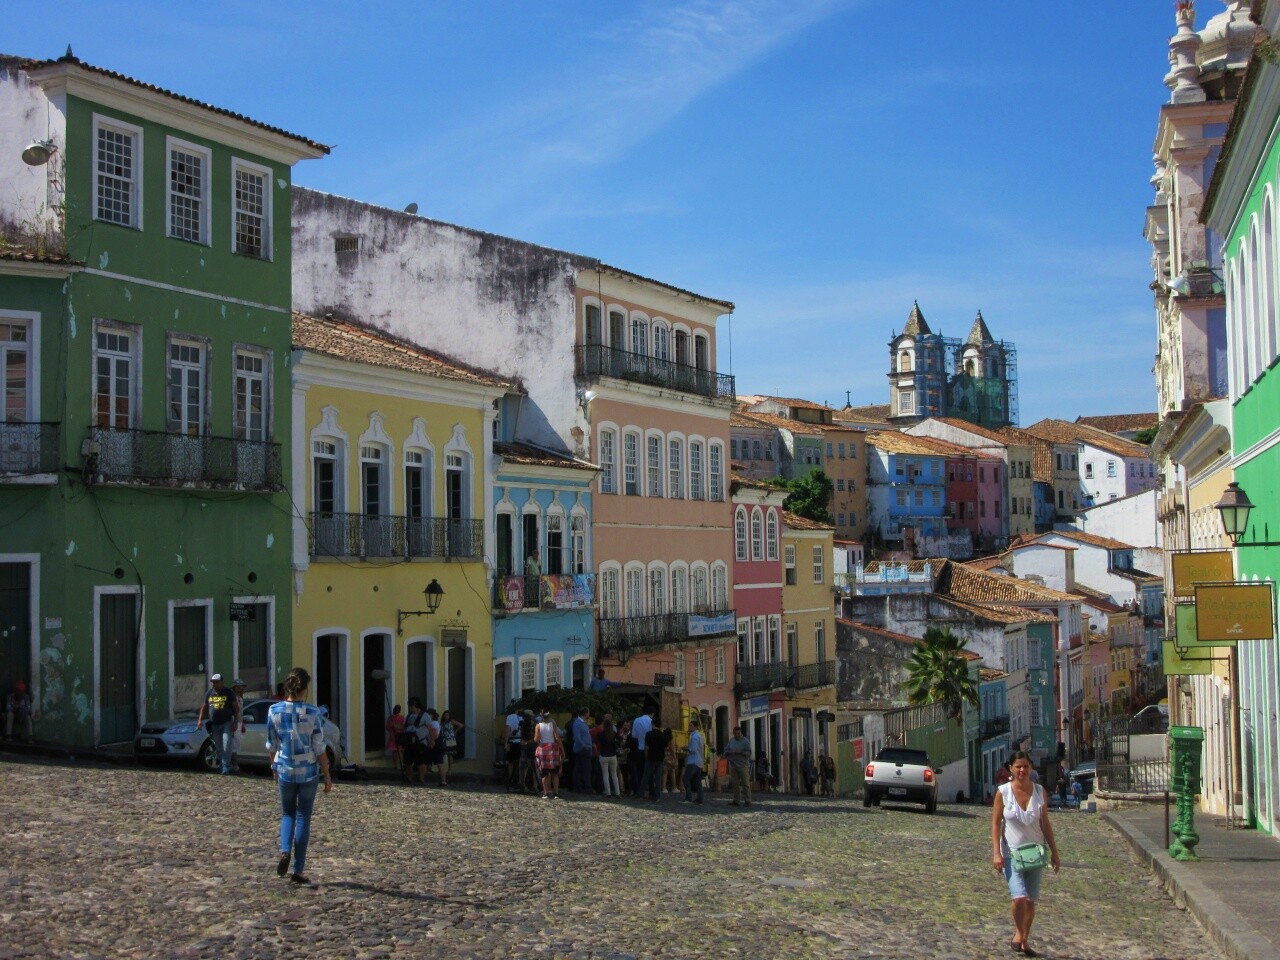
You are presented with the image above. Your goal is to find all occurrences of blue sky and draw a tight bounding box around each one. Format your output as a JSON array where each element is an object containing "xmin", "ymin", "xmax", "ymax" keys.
[{"xmin": 11, "ymin": 1, "xmax": 1180, "ymax": 424}]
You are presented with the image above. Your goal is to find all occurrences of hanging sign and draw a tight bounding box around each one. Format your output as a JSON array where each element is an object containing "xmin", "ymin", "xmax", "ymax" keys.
[
  {"xmin": 229, "ymin": 603, "xmax": 255, "ymax": 622},
  {"xmin": 1162, "ymin": 640, "xmax": 1214, "ymax": 675},
  {"xmin": 1195, "ymin": 583, "xmax": 1276, "ymax": 642},
  {"xmin": 1173, "ymin": 602, "xmax": 1226, "ymax": 648},
  {"xmin": 1172, "ymin": 551, "xmax": 1234, "ymax": 598}
]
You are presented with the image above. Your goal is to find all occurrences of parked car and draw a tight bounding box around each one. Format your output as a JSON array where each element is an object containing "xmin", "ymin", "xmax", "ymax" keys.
[
  {"xmin": 862, "ymin": 746, "xmax": 938, "ymax": 813},
  {"xmin": 134, "ymin": 699, "xmax": 346, "ymax": 772}
]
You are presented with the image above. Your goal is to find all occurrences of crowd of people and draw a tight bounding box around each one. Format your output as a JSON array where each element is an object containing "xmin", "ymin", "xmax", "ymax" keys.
[{"xmin": 388, "ymin": 698, "xmax": 465, "ymax": 786}]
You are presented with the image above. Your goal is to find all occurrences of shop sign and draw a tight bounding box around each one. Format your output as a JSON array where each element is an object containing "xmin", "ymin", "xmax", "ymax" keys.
[
  {"xmin": 653, "ymin": 673, "xmax": 676, "ymax": 688},
  {"xmin": 1195, "ymin": 583, "xmax": 1276, "ymax": 642},
  {"xmin": 817, "ymin": 710, "xmax": 836, "ymax": 722},
  {"xmin": 1162, "ymin": 640, "xmax": 1214, "ymax": 675},
  {"xmin": 1172, "ymin": 551, "xmax": 1234, "ymax": 598},
  {"xmin": 688, "ymin": 612, "xmax": 735, "ymax": 637},
  {"xmin": 1173, "ymin": 603, "xmax": 1224, "ymax": 647},
  {"xmin": 501, "ymin": 576, "xmax": 524, "ymax": 611},
  {"xmin": 792, "ymin": 707, "xmax": 813, "ymax": 718},
  {"xmin": 229, "ymin": 603, "xmax": 255, "ymax": 622}
]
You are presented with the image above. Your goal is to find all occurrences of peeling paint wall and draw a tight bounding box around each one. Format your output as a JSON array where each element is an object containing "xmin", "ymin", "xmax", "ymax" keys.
[
  {"xmin": 0, "ymin": 62, "xmax": 67, "ymax": 246},
  {"xmin": 292, "ymin": 189, "xmax": 595, "ymax": 451}
]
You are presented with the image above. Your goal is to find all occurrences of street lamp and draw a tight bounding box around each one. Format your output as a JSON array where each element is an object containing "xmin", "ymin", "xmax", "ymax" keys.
[
  {"xmin": 397, "ymin": 579, "xmax": 445, "ymax": 635},
  {"xmin": 1214, "ymin": 481, "xmax": 1280, "ymax": 547}
]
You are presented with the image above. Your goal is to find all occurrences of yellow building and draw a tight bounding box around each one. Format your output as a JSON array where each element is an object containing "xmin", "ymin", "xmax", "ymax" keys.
[
  {"xmin": 780, "ymin": 511, "xmax": 838, "ymax": 793},
  {"xmin": 290, "ymin": 313, "xmax": 512, "ymax": 769}
]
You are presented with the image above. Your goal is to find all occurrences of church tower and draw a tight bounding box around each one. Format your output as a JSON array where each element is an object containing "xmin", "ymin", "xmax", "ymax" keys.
[
  {"xmin": 949, "ymin": 311, "xmax": 1013, "ymax": 427},
  {"xmin": 888, "ymin": 302, "xmax": 946, "ymax": 424}
]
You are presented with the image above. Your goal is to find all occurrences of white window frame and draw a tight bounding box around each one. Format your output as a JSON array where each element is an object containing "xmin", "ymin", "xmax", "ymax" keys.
[
  {"xmin": 624, "ymin": 564, "xmax": 645, "ymax": 616},
  {"xmin": 689, "ymin": 440, "xmax": 704, "ymax": 501},
  {"xmin": 648, "ymin": 565, "xmax": 666, "ymax": 615},
  {"xmin": 709, "ymin": 442, "xmax": 724, "ymax": 501},
  {"xmin": 166, "ymin": 335, "xmax": 208, "ymax": 437},
  {"xmin": 93, "ymin": 114, "xmax": 143, "ymax": 229},
  {"xmin": 545, "ymin": 653, "xmax": 564, "ymax": 690},
  {"xmin": 599, "ymin": 565, "xmax": 621, "ymax": 618},
  {"xmin": 165, "ymin": 136, "xmax": 211, "ymax": 245},
  {"xmin": 735, "ymin": 507, "xmax": 748, "ymax": 562},
  {"xmin": 231, "ymin": 157, "xmax": 273, "ymax": 260},
  {"xmin": 646, "ymin": 432, "xmax": 664, "ymax": 497},
  {"xmin": 765, "ymin": 510, "xmax": 779, "ymax": 561},
  {"xmin": 570, "ymin": 511, "xmax": 587, "ymax": 574},
  {"xmin": 694, "ymin": 649, "xmax": 707, "ymax": 687},
  {"xmin": 623, "ymin": 429, "xmax": 640, "ymax": 495},
  {"xmin": 0, "ymin": 311, "xmax": 39, "ymax": 423},
  {"xmin": 715, "ymin": 647, "xmax": 726, "ymax": 684},
  {"xmin": 668, "ymin": 437, "xmax": 684, "ymax": 499},
  {"xmin": 673, "ymin": 651, "xmax": 685, "ymax": 690},
  {"xmin": 599, "ymin": 427, "xmax": 617, "ymax": 494},
  {"xmin": 812, "ymin": 544, "xmax": 824, "ymax": 584},
  {"xmin": 233, "ymin": 346, "xmax": 271, "ymax": 442},
  {"xmin": 750, "ymin": 507, "xmax": 764, "ymax": 561},
  {"xmin": 93, "ymin": 321, "xmax": 141, "ymax": 430},
  {"xmin": 519, "ymin": 655, "xmax": 539, "ymax": 694}
]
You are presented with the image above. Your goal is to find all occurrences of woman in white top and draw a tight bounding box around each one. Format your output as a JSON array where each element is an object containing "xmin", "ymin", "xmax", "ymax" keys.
[
  {"xmin": 991, "ymin": 751, "xmax": 1061, "ymax": 957},
  {"xmin": 533, "ymin": 714, "xmax": 563, "ymax": 799}
]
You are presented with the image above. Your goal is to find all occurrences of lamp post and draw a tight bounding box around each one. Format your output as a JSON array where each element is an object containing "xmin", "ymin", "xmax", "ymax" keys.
[
  {"xmin": 397, "ymin": 579, "xmax": 445, "ymax": 635},
  {"xmin": 1215, "ymin": 482, "xmax": 1280, "ymax": 547}
]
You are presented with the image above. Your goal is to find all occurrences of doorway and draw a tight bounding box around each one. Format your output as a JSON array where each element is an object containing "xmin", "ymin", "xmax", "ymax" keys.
[
  {"xmin": 715, "ymin": 705, "xmax": 729, "ymax": 755},
  {"xmin": 496, "ymin": 513, "xmax": 514, "ymax": 577},
  {"xmin": 172, "ymin": 603, "xmax": 208, "ymax": 715},
  {"xmin": 446, "ymin": 642, "xmax": 468, "ymax": 758},
  {"xmin": 363, "ymin": 633, "xmax": 390, "ymax": 757},
  {"xmin": 494, "ymin": 660, "xmax": 512, "ymax": 715},
  {"xmin": 314, "ymin": 633, "xmax": 345, "ymax": 732},
  {"xmin": 98, "ymin": 591, "xmax": 140, "ymax": 744},
  {"xmin": 0, "ymin": 562, "xmax": 32, "ymax": 696}
]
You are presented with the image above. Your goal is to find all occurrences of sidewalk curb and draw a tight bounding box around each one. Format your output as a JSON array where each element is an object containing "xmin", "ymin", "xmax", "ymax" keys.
[{"xmin": 1104, "ymin": 813, "xmax": 1280, "ymax": 960}]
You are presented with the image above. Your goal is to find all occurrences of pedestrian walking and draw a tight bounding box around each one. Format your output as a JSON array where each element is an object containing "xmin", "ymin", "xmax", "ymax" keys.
[
  {"xmin": 643, "ymin": 727, "xmax": 669, "ymax": 801},
  {"xmin": 683, "ymin": 720, "xmax": 705, "ymax": 804},
  {"xmin": 755, "ymin": 750, "xmax": 772, "ymax": 793},
  {"xmin": 195, "ymin": 674, "xmax": 239, "ymax": 775},
  {"xmin": 437, "ymin": 710, "xmax": 464, "ymax": 785},
  {"xmin": 385, "ymin": 704, "xmax": 405, "ymax": 770},
  {"xmin": 725, "ymin": 725, "xmax": 752, "ymax": 806},
  {"xmin": 629, "ymin": 707, "xmax": 655, "ymax": 798},
  {"xmin": 819, "ymin": 753, "xmax": 836, "ymax": 797},
  {"xmin": 267, "ymin": 667, "xmax": 333, "ymax": 886},
  {"xmin": 663, "ymin": 732, "xmax": 680, "ymax": 794},
  {"xmin": 992, "ymin": 751, "xmax": 1061, "ymax": 956}
]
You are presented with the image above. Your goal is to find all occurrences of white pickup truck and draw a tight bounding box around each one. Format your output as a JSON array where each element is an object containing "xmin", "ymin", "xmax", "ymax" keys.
[{"xmin": 862, "ymin": 746, "xmax": 938, "ymax": 814}]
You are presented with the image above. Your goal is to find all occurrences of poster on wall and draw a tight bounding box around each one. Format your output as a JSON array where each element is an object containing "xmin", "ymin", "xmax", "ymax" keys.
[
  {"xmin": 1195, "ymin": 583, "xmax": 1276, "ymax": 642},
  {"xmin": 1171, "ymin": 550, "xmax": 1234, "ymax": 598},
  {"xmin": 500, "ymin": 576, "xmax": 524, "ymax": 612},
  {"xmin": 539, "ymin": 574, "xmax": 595, "ymax": 610},
  {"xmin": 687, "ymin": 612, "xmax": 735, "ymax": 637}
]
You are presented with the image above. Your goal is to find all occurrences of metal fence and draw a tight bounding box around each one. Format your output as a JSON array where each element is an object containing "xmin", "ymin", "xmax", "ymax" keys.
[
  {"xmin": 310, "ymin": 513, "xmax": 483, "ymax": 560},
  {"xmin": 92, "ymin": 427, "xmax": 281, "ymax": 490},
  {"xmin": 575, "ymin": 345, "xmax": 735, "ymax": 400},
  {"xmin": 1096, "ymin": 715, "xmax": 1169, "ymax": 795}
]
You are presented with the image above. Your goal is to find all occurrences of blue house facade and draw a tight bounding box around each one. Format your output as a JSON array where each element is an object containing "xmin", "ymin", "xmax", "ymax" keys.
[
  {"xmin": 491, "ymin": 443, "xmax": 597, "ymax": 714},
  {"xmin": 978, "ymin": 670, "xmax": 1012, "ymax": 800},
  {"xmin": 866, "ymin": 434, "xmax": 949, "ymax": 547}
]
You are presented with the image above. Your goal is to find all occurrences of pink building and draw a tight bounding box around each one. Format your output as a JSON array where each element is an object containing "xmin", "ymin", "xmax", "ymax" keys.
[{"xmin": 580, "ymin": 268, "xmax": 737, "ymax": 746}]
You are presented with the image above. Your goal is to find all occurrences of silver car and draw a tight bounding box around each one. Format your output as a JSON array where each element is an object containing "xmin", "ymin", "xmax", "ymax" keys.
[{"xmin": 134, "ymin": 699, "xmax": 346, "ymax": 772}]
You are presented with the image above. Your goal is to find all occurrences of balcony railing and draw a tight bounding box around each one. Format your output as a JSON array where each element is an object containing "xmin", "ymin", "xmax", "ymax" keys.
[
  {"xmin": 493, "ymin": 573, "xmax": 596, "ymax": 611},
  {"xmin": 575, "ymin": 344, "xmax": 735, "ymax": 401},
  {"xmin": 91, "ymin": 427, "xmax": 281, "ymax": 490},
  {"xmin": 597, "ymin": 608, "xmax": 735, "ymax": 655},
  {"xmin": 736, "ymin": 660, "xmax": 837, "ymax": 695},
  {"xmin": 0, "ymin": 421, "xmax": 59, "ymax": 476},
  {"xmin": 981, "ymin": 715, "xmax": 1011, "ymax": 738},
  {"xmin": 310, "ymin": 513, "xmax": 483, "ymax": 560}
]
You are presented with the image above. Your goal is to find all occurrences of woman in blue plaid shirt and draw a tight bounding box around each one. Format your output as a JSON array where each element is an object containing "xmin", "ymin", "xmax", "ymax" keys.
[{"xmin": 267, "ymin": 667, "xmax": 333, "ymax": 884}]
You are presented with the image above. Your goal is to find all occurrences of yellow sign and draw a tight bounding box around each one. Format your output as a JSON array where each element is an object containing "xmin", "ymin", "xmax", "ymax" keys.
[
  {"xmin": 1172, "ymin": 551, "xmax": 1234, "ymax": 597},
  {"xmin": 1195, "ymin": 583, "xmax": 1276, "ymax": 642},
  {"xmin": 1162, "ymin": 640, "xmax": 1214, "ymax": 675}
]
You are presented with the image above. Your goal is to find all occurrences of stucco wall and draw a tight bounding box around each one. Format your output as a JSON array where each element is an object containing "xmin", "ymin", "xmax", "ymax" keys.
[
  {"xmin": 0, "ymin": 64, "xmax": 66, "ymax": 244},
  {"xmin": 292, "ymin": 188, "xmax": 594, "ymax": 451},
  {"xmin": 1078, "ymin": 490, "xmax": 1160, "ymax": 549}
]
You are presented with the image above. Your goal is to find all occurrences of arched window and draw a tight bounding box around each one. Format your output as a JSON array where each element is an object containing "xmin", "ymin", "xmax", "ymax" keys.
[
  {"xmin": 624, "ymin": 564, "xmax": 645, "ymax": 616},
  {"xmin": 1248, "ymin": 223, "xmax": 1262, "ymax": 384},
  {"xmin": 646, "ymin": 432, "xmax": 664, "ymax": 497},
  {"xmin": 599, "ymin": 563, "xmax": 621, "ymax": 618},
  {"xmin": 708, "ymin": 442, "xmax": 724, "ymax": 502},
  {"xmin": 623, "ymin": 429, "xmax": 641, "ymax": 495},
  {"xmin": 670, "ymin": 565, "xmax": 688, "ymax": 614},
  {"xmin": 648, "ymin": 564, "xmax": 666, "ymax": 615},
  {"xmin": 750, "ymin": 507, "xmax": 764, "ymax": 561},
  {"xmin": 668, "ymin": 436, "xmax": 684, "ymax": 499},
  {"xmin": 899, "ymin": 350, "xmax": 913, "ymax": 372},
  {"xmin": 692, "ymin": 565, "xmax": 709, "ymax": 612},
  {"xmin": 584, "ymin": 302, "xmax": 602, "ymax": 345},
  {"xmin": 711, "ymin": 563, "xmax": 728, "ymax": 610},
  {"xmin": 599, "ymin": 427, "xmax": 617, "ymax": 494},
  {"xmin": 765, "ymin": 510, "xmax": 779, "ymax": 561},
  {"xmin": 689, "ymin": 440, "xmax": 704, "ymax": 500},
  {"xmin": 735, "ymin": 507, "xmax": 748, "ymax": 561}
]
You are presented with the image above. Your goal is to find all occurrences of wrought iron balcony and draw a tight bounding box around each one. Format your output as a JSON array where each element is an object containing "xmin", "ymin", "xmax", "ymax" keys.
[
  {"xmin": 735, "ymin": 660, "xmax": 836, "ymax": 695},
  {"xmin": 597, "ymin": 608, "xmax": 735, "ymax": 656},
  {"xmin": 91, "ymin": 427, "xmax": 281, "ymax": 490},
  {"xmin": 0, "ymin": 421, "xmax": 60, "ymax": 476},
  {"xmin": 981, "ymin": 714, "xmax": 1011, "ymax": 738},
  {"xmin": 493, "ymin": 575, "xmax": 542, "ymax": 610},
  {"xmin": 310, "ymin": 513, "xmax": 482, "ymax": 561},
  {"xmin": 575, "ymin": 344, "xmax": 735, "ymax": 401}
]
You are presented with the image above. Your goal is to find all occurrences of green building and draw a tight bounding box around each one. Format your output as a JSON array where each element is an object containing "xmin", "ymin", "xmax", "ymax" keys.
[
  {"xmin": 1, "ymin": 52, "xmax": 326, "ymax": 747},
  {"xmin": 1202, "ymin": 3, "xmax": 1280, "ymax": 838}
]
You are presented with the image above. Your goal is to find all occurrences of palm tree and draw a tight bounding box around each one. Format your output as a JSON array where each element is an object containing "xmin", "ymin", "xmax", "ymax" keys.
[{"xmin": 902, "ymin": 626, "xmax": 979, "ymax": 722}]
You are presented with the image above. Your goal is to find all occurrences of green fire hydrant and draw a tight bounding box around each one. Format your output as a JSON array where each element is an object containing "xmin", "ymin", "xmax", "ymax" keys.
[{"xmin": 1168, "ymin": 725, "xmax": 1205, "ymax": 862}]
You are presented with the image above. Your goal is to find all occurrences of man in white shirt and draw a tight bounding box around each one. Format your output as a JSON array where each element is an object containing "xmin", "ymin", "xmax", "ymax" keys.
[{"xmin": 629, "ymin": 708, "xmax": 655, "ymax": 798}]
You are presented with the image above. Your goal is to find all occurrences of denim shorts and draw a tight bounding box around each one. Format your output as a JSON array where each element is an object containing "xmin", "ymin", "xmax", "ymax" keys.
[{"xmin": 1002, "ymin": 840, "xmax": 1044, "ymax": 901}]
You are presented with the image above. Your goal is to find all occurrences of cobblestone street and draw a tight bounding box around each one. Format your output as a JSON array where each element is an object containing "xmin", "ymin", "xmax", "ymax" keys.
[{"xmin": 1, "ymin": 755, "xmax": 1220, "ymax": 960}]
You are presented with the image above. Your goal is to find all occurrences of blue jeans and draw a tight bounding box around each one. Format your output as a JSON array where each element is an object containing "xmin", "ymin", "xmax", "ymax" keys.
[
  {"xmin": 279, "ymin": 778, "xmax": 320, "ymax": 875},
  {"xmin": 683, "ymin": 764, "xmax": 704, "ymax": 803},
  {"xmin": 207, "ymin": 721, "xmax": 233, "ymax": 772},
  {"xmin": 573, "ymin": 749, "xmax": 593, "ymax": 792}
]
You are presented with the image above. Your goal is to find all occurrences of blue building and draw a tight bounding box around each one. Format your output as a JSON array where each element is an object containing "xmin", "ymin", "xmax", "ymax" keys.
[
  {"xmin": 865, "ymin": 432, "xmax": 949, "ymax": 548},
  {"xmin": 491, "ymin": 442, "xmax": 597, "ymax": 712},
  {"xmin": 978, "ymin": 669, "xmax": 1012, "ymax": 799}
]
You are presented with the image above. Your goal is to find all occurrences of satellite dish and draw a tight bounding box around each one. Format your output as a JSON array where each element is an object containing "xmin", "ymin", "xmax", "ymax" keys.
[{"xmin": 404, "ymin": 202, "xmax": 419, "ymax": 215}]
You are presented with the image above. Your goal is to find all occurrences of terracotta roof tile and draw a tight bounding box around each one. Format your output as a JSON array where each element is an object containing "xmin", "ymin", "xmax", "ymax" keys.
[
  {"xmin": 751, "ymin": 395, "xmax": 836, "ymax": 412},
  {"xmin": 1024, "ymin": 419, "xmax": 1152, "ymax": 460},
  {"xmin": 838, "ymin": 404, "xmax": 893, "ymax": 424},
  {"xmin": 980, "ymin": 668, "xmax": 1009, "ymax": 681},
  {"xmin": 866, "ymin": 431, "xmax": 993, "ymax": 459},
  {"xmin": 1075, "ymin": 413, "xmax": 1159, "ymax": 434},
  {"xmin": 20, "ymin": 53, "xmax": 328, "ymax": 155},
  {"xmin": 1028, "ymin": 529, "xmax": 1135, "ymax": 551},
  {"xmin": 292, "ymin": 312, "xmax": 513, "ymax": 388},
  {"xmin": 862, "ymin": 559, "xmax": 933, "ymax": 575},
  {"xmin": 943, "ymin": 598, "xmax": 1060, "ymax": 625},
  {"xmin": 738, "ymin": 410, "xmax": 824, "ymax": 435},
  {"xmin": 0, "ymin": 244, "xmax": 81, "ymax": 267},
  {"xmin": 927, "ymin": 417, "xmax": 1021, "ymax": 446},
  {"xmin": 783, "ymin": 511, "xmax": 834, "ymax": 531},
  {"xmin": 839, "ymin": 621, "xmax": 920, "ymax": 646},
  {"xmin": 931, "ymin": 558, "xmax": 1079, "ymax": 605},
  {"xmin": 494, "ymin": 441, "xmax": 597, "ymax": 472}
]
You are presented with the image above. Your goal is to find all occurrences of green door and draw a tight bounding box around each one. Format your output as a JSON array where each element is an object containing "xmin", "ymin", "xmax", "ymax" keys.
[
  {"xmin": 98, "ymin": 593, "xmax": 139, "ymax": 744},
  {"xmin": 0, "ymin": 563, "xmax": 31, "ymax": 693}
]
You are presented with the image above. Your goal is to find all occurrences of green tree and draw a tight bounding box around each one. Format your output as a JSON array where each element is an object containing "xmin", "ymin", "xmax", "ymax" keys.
[
  {"xmin": 1132, "ymin": 426, "xmax": 1158, "ymax": 446},
  {"xmin": 902, "ymin": 626, "xmax": 979, "ymax": 722},
  {"xmin": 778, "ymin": 469, "xmax": 834, "ymax": 523}
]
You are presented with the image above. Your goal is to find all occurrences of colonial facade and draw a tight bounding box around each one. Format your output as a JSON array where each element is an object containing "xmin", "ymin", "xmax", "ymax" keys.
[{"xmin": 0, "ymin": 53, "xmax": 325, "ymax": 746}]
